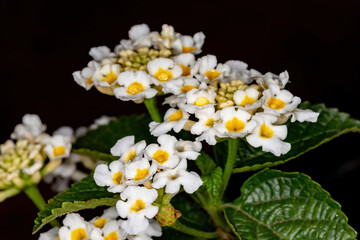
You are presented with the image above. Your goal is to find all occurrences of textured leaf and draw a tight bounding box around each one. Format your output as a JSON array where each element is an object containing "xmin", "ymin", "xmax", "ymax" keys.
[
  {"xmin": 202, "ymin": 167, "xmax": 223, "ymax": 204},
  {"xmin": 73, "ymin": 114, "xmax": 156, "ymax": 159},
  {"xmin": 224, "ymin": 169, "xmax": 357, "ymax": 240},
  {"xmin": 225, "ymin": 102, "xmax": 360, "ymax": 173},
  {"xmin": 195, "ymin": 152, "xmax": 216, "ymax": 175},
  {"xmin": 33, "ymin": 175, "xmax": 118, "ymax": 233}
]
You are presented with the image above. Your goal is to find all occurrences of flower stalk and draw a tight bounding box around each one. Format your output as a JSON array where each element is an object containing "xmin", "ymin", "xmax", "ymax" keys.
[
  {"xmin": 170, "ymin": 220, "xmax": 219, "ymax": 239},
  {"xmin": 144, "ymin": 97, "xmax": 162, "ymax": 123},
  {"xmin": 220, "ymin": 138, "xmax": 239, "ymax": 200}
]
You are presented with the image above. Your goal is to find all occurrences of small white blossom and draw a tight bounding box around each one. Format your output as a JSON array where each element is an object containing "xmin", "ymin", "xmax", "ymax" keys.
[
  {"xmin": 225, "ymin": 60, "xmax": 252, "ymax": 84},
  {"xmin": 38, "ymin": 227, "xmax": 59, "ymax": 240},
  {"xmin": 233, "ymin": 87, "xmax": 261, "ymax": 110},
  {"xmin": 72, "ymin": 60, "xmax": 100, "ymax": 90},
  {"xmin": 43, "ymin": 135, "xmax": 72, "ymax": 161},
  {"xmin": 286, "ymin": 108, "xmax": 320, "ymax": 123},
  {"xmin": 11, "ymin": 114, "xmax": 46, "ymax": 141},
  {"xmin": 147, "ymin": 58, "xmax": 182, "ymax": 85},
  {"xmin": 110, "ymin": 136, "xmax": 146, "ymax": 164},
  {"xmin": 173, "ymin": 53, "xmax": 197, "ymax": 77},
  {"xmin": 90, "ymin": 207, "xmax": 119, "ymax": 229},
  {"xmin": 174, "ymin": 140, "xmax": 202, "ymax": 160},
  {"xmin": 246, "ymin": 113, "xmax": 290, "ymax": 156},
  {"xmin": 125, "ymin": 158, "xmax": 157, "ymax": 185},
  {"xmin": 191, "ymin": 106, "xmax": 221, "ymax": 145},
  {"xmin": 128, "ymin": 23, "xmax": 152, "ymax": 47},
  {"xmin": 251, "ymin": 70, "xmax": 289, "ymax": 89},
  {"xmin": 90, "ymin": 220, "xmax": 125, "ymax": 240},
  {"xmin": 94, "ymin": 160, "xmax": 127, "ymax": 193},
  {"xmin": 194, "ymin": 55, "xmax": 231, "ymax": 82},
  {"xmin": 116, "ymin": 186, "xmax": 159, "ymax": 235},
  {"xmin": 180, "ymin": 83, "xmax": 217, "ymax": 114},
  {"xmin": 162, "ymin": 94, "xmax": 186, "ymax": 108},
  {"xmin": 93, "ymin": 63, "xmax": 121, "ymax": 87},
  {"xmin": 162, "ymin": 78, "xmax": 200, "ymax": 95},
  {"xmin": 214, "ymin": 107, "xmax": 255, "ymax": 138},
  {"xmin": 89, "ymin": 46, "xmax": 116, "ymax": 62},
  {"xmin": 144, "ymin": 134, "xmax": 180, "ymax": 169},
  {"xmin": 126, "ymin": 219, "xmax": 162, "ymax": 240},
  {"xmin": 89, "ymin": 115, "xmax": 116, "ymax": 130},
  {"xmin": 152, "ymin": 159, "xmax": 203, "ymax": 194},
  {"xmin": 58, "ymin": 213, "xmax": 94, "ymax": 240},
  {"xmin": 149, "ymin": 108, "xmax": 189, "ymax": 136},
  {"xmin": 172, "ymin": 32, "xmax": 205, "ymax": 55}
]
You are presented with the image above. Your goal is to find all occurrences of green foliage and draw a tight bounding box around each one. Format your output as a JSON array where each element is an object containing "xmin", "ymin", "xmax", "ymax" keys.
[
  {"xmin": 33, "ymin": 175, "xmax": 118, "ymax": 233},
  {"xmin": 214, "ymin": 102, "xmax": 360, "ymax": 173},
  {"xmin": 202, "ymin": 167, "xmax": 223, "ymax": 204},
  {"xmin": 224, "ymin": 169, "xmax": 357, "ymax": 240},
  {"xmin": 194, "ymin": 152, "xmax": 216, "ymax": 175}
]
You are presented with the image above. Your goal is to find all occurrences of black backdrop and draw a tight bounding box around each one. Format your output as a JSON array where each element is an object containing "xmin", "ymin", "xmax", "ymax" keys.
[{"xmin": 0, "ymin": 0, "xmax": 359, "ymax": 239}]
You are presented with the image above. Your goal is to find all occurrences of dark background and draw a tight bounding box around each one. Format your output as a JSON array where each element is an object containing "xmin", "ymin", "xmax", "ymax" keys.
[{"xmin": 0, "ymin": 0, "xmax": 359, "ymax": 239}]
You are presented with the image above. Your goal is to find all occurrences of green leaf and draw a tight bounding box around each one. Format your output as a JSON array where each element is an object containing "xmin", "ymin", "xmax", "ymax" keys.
[
  {"xmin": 202, "ymin": 167, "xmax": 223, "ymax": 204},
  {"xmin": 171, "ymin": 192, "xmax": 215, "ymax": 232},
  {"xmin": 224, "ymin": 169, "xmax": 357, "ymax": 240},
  {"xmin": 157, "ymin": 227, "xmax": 201, "ymax": 240},
  {"xmin": 229, "ymin": 102, "xmax": 360, "ymax": 173},
  {"xmin": 73, "ymin": 114, "xmax": 156, "ymax": 160},
  {"xmin": 33, "ymin": 175, "xmax": 118, "ymax": 233},
  {"xmin": 195, "ymin": 152, "xmax": 216, "ymax": 175}
]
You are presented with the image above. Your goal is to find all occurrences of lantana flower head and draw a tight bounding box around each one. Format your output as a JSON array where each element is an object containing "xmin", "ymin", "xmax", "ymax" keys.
[
  {"xmin": 144, "ymin": 134, "xmax": 180, "ymax": 169},
  {"xmin": 116, "ymin": 186, "xmax": 159, "ymax": 235},
  {"xmin": 147, "ymin": 58, "xmax": 182, "ymax": 86},
  {"xmin": 149, "ymin": 108, "xmax": 189, "ymax": 136},
  {"xmin": 246, "ymin": 112, "xmax": 290, "ymax": 156},
  {"xmin": 152, "ymin": 159, "xmax": 203, "ymax": 194},
  {"xmin": 94, "ymin": 160, "xmax": 127, "ymax": 193},
  {"xmin": 110, "ymin": 136, "xmax": 146, "ymax": 164},
  {"xmin": 114, "ymin": 70, "xmax": 157, "ymax": 101},
  {"xmin": 58, "ymin": 213, "xmax": 94, "ymax": 240}
]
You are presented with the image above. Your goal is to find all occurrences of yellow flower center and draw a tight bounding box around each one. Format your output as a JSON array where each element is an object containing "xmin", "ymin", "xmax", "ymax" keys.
[
  {"xmin": 181, "ymin": 85, "xmax": 195, "ymax": 93},
  {"xmin": 240, "ymin": 95, "xmax": 256, "ymax": 107},
  {"xmin": 71, "ymin": 228, "xmax": 87, "ymax": 240},
  {"xmin": 56, "ymin": 238, "xmax": 60, "ymax": 240},
  {"xmin": 112, "ymin": 172, "xmax": 123, "ymax": 185},
  {"xmin": 53, "ymin": 146, "xmax": 66, "ymax": 157},
  {"xmin": 86, "ymin": 77, "xmax": 93, "ymax": 86},
  {"xmin": 204, "ymin": 69, "xmax": 220, "ymax": 81},
  {"xmin": 104, "ymin": 232, "xmax": 119, "ymax": 240},
  {"xmin": 225, "ymin": 117, "xmax": 245, "ymax": 132},
  {"xmin": 259, "ymin": 123, "xmax": 274, "ymax": 138},
  {"xmin": 126, "ymin": 82, "xmax": 145, "ymax": 95},
  {"xmin": 168, "ymin": 109, "xmax": 183, "ymax": 121},
  {"xmin": 124, "ymin": 150, "xmax": 137, "ymax": 163},
  {"xmin": 154, "ymin": 68, "xmax": 173, "ymax": 82},
  {"xmin": 134, "ymin": 168, "xmax": 149, "ymax": 181},
  {"xmin": 94, "ymin": 218, "xmax": 107, "ymax": 228},
  {"xmin": 153, "ymin": 150, "xmax": 169, "ymax": 164},
  {"xmin": 205, "ymin": 118, "xmax": 215, "ymax": 128},
  {"xmin": 101, "ymin": 71, "xmax": 118, "ymax": 85},
  {"xmin": 267, "ymin": 97, "xmax": 286, "ymax": 110},
  {"xmin": 182, "ymin": 46, "xmax": 196, "ymax": 53},
  {"xmin": 194, "ymin": 97, "xmax": 210, "ymax": 106},
  {"xmin": 130, "ymin": 199, "xmax": 146, "ymax": 213},
  {"xmin": 180, "ymin": 64, "xmax": 191, "ymax": 76}
]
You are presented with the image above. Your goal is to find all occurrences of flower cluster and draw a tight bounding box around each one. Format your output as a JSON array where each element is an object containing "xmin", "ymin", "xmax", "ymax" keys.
[
  {"xmin": 93, "ymin": 135, "xmax": 203, "ymax": 235},
  {"xmin": 39, "ymin": 208, "xmax": 162, "ymax": 240}
]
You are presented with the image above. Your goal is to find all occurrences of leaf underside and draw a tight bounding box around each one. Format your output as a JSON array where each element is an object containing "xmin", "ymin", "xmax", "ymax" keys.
[{"xmin": 224, "ymin": 169, "xmax": 357, "ymax": 240}]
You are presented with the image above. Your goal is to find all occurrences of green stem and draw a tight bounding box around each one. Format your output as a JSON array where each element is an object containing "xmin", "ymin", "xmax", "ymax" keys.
[
  {"xmin": 24, "ymin": 185, "xmax": 61, "ymax": 227},
  {"xmin": 220, "ymin": 138, "xmax": 239, "ymax": 199},
  {"xmin": 170, "ymin": 221, "xmax": 219, "ymax": 239},
  {"xmin": 144, "ymin": 97, "xmax": 162, "ymax": 122}
]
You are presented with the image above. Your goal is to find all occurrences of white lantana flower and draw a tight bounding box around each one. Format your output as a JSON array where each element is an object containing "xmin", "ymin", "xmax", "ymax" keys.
[
  {"xmin": 286, "ymin": 108, "xmax": 320, "ymax": 123},
  {"xmin": 93, "ymin": 63, "xmax": 121, "ymax": 87},
  {"xmin": 174, "ymin": 140, "xmax": 202, "ymax": 160},
  {"xmin": 262, "ymin": 84, "xmax": 301, "ymax": 115},
  {"xmin": 126, "ymin": 219, "xmax": 162, "ymax": 240},
  {"xmin": 152, "ymin": 159, "xmax": 203, "ymax": 194},
  {"xmin": 43, "ymin": 135, "xmax": 72, "ymax": 161},
  {"xmin": 89, "ymin": 115, "xmax": 116, "ymax": 130},
  {"xmin": 110, "ymin": 136, "xmax": 146, "ymax": 164},
  {"xmin": 11, "ymin": 114, "xmax": 46, "ymax": 141},
  {"xmin": 194, "ymin": 55, "xmax": 231, "ymax": 82},
  {"xmin": 128, "ymin": 23, "xmax": 152, "ymax": 47},
  {"xmin": 162, "ymin": 78, "xmax": 200, "ymax": 95},
  {"xmin": 233, "ymin": 87, "xmax": 261, "ymax": 110},
  {"xmin": 191, "ymin": 106, "xmax": 221, "ymax": 145},
  {"xmin": 72, "ymin": 60, "xmax": 100, "ymax": 90},
  {"xmin": 58, "ymin": 213, "xmax": 94, "ymax": 240},
  {"xmin": 94, "ymin": 160, "xmax": 127, "ymax": 193},
  {"xmin": 162, "ymin": 94, "xmax": 186, "ymax": 108},
  {"xmin": 125, "ymin": 158, "xmax": 157, "ymax": 185},
  {"xmin": 251, "ymin": 70, "xmax": 289, "ymax": 89},
  {"xmin": 114, "ymin": 71, "xmax": 157, "ymax": 101},
  {"xmin": 149, "ymin": 108, "xmax": 189, "ymax": 136},
  {"xmin": 144, "ymin": 134, "xmax": 180, "ymax": 169},
  {"xmin": 90, "ymin": 220, "xmax": 125, "ymax": 240},
  {"xmin": 147, "ymin": 58, "xmax": 182, "ymax": 85},
  {"xmin": 246, "ymin": 113, "xmax": 290, "ymax": 156},
  {"xmin": 53, "ymin": 126, "xmax": 74, "ymax": 142},
  {"xmin": 172, "ymin": 32, "xmax": 205, "ymax": 55},
  {"xmin": 38, "ymin": 227, "xmax": 59, "ymax": 240},
  {"xmin": 89, "ymin": 46, "xmax": 116, "ymax": 62},
  {"xmin": 225, "ymin": 60, "xmax": 252, "ymax": 84},
  {"xmin": 214, "ymin": 107, "xmax": 255, "ymax": 138},
  {"xmin": 116, "ymin": 186, "xmax": 159, "ymax": 235},
  {"xmin": 173, "ymin": 53, "xmax": 197, "ymax": 77},
  {"xmin": 180, "ymin": 83, "xmax": 217, "ymax": 114},
  {"xmin": 90, "ymin": 207, "xmax": 119, "ymax": 229}
]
